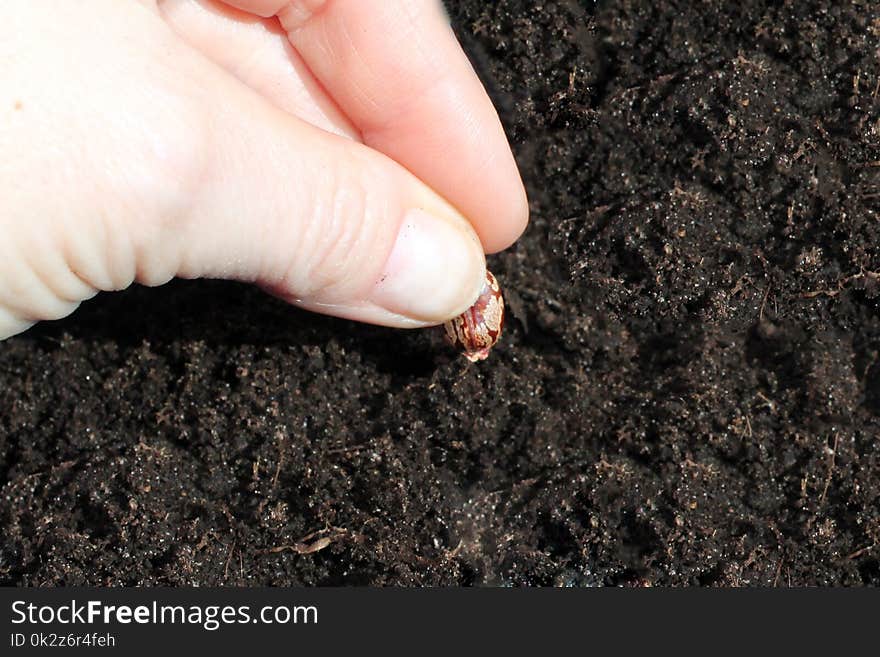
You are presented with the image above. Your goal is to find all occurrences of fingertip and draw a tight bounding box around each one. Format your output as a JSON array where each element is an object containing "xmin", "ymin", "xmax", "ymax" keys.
[
  {"xmin": 277, "ymin": 0, "xmax": 529, "ymax": 254},
  {"xmin": 479, "ymin": 177, "xmax": 530, "ymax": 254},
  {"xmin": 369, "ymin": 207, "xmax": 486, "ymax": 322}
]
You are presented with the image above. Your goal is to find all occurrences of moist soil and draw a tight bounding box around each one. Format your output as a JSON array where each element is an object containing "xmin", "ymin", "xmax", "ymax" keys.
[{"xmin": 2, "ymin": 0, "xmax": 880, "ymax": 586}]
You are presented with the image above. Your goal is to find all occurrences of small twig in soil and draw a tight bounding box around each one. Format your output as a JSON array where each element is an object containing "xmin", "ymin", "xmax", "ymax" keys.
[
  {"xmin": 224, "ymin": 540, "xmax": 236, "ymax": 580},
  {"xmin": 759, "ymin": 283, "xmax": 772, "ymax": 320},
  {"xmin": 773, "ymin": 557, "xmax": 784, "ymax": 587},
  {"xmin": 259, "ymin": 528, "xmax": 348, "ymax": 556},
  {"xmin": 802, "ymin": 269, "xmax": 880, "ymax": 299},
  {"xmin": 272, "ymin": 451, "xmax": 284, "ymax": 489},
  {"xmin": 801, "ymin": 288, "xmax": 840, "ymax": 299},
  {"xmin": 755, "ymin": 392, "xmax": 777, "ymax": 413},
  {"xmin": 256, "ymin": 431, "xmax": 288, "ymax": 518},
  {"xmin": 846, "ymin": 544, "xmax": 877, "ymax": 560},
  {"xmin": 819, "ymin": 434, "xmax": 840, "ymax": 507}
]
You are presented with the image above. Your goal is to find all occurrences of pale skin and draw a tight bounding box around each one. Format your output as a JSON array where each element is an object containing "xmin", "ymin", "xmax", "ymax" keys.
[{"xmin": 0, "ymin": 0, "xmax": 528, "ymax": 340}]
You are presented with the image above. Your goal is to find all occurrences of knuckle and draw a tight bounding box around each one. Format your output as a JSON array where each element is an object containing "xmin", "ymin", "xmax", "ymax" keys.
[
  {"xmin": 300, "ymin": 184, "xmax": 370, "ymax": 297},
  {"xmin": 0, "ymin": 247, "xmax": 83, "ymax": 329},
  {"xmin": 291, "ymin": 168, "xmax": 389, "ymax": 301},
  {"xmin": 105, "ymin": 84, "xmax": 208, "ymax": 288},
  {"xmin": 0, "ymin": 306, "xmax": 34, "ymax": 341},
  {"xmin": 115, "ymin": 93, "xmax": 208, "ymax": 249}
]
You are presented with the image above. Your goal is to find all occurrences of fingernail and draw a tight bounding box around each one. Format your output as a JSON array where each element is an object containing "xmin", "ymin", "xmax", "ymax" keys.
[{"xmin": 370, "ymin": 208, "xmax": 486, "ymax": 322}]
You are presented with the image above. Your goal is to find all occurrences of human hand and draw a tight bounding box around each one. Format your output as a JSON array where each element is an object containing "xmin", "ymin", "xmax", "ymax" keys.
[{"xmin": 0, "ymin": 0, "xmax": 527, "ymax": 340}]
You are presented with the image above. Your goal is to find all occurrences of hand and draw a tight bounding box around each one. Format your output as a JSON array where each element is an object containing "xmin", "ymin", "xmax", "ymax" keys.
[{"xmin": 0, "ymin": 0, "xmax": 527, "ymax": 340}]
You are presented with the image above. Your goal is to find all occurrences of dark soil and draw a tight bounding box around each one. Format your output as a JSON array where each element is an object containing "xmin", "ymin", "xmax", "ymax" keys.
[{"xmin": 2, "ymin": 0, "xmax": 880, "ymax": 586}]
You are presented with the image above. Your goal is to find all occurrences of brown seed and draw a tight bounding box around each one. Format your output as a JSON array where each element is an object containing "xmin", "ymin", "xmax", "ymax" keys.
[{"xmin": 443, "ymin": 271, "xmax": 504, "ymax": 362}]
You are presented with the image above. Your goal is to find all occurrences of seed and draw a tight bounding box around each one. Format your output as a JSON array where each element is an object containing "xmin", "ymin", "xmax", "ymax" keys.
[{"xmin": 443, "ymin": 270, "xmax": 504, "ymax": 362}]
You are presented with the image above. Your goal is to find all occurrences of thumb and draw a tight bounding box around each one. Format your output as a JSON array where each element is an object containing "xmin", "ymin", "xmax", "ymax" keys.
[
  {"xmin": 179, "ymin": 88, "xmax": 487, "ymax": 328},
  {"xmin": 0, "ymin": 66, "xmax": 488, "ymax": 339}
]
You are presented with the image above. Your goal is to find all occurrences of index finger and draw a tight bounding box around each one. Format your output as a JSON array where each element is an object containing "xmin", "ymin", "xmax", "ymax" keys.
[{"xmin": 222, "ymin": 0, "xmax": 528, "ymax": 253}]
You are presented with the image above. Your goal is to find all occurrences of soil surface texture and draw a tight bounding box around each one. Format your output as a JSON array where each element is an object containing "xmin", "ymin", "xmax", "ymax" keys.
[{"xmin": 2, "ymin": 0, "xmax": 880, "ymax": 586}]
